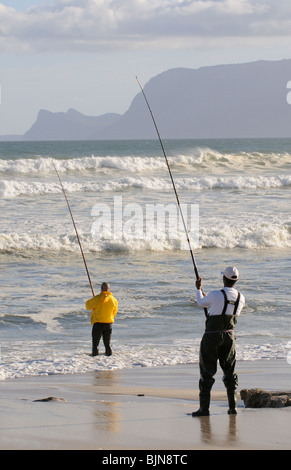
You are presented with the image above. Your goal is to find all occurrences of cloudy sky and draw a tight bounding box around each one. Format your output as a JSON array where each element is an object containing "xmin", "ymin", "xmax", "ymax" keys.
[{"xmin": 1, "ymin": 0, "xmax": 291, "ymax": 134}]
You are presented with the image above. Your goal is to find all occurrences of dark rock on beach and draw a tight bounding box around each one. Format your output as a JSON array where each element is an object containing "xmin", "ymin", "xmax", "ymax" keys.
[
  {"xmin": 240, "ymin": 388, "xmax": 291, "ymax": 408},
  {"xmin": 33, "ymin": 397, "xmax": 67, "ymax": 403}
]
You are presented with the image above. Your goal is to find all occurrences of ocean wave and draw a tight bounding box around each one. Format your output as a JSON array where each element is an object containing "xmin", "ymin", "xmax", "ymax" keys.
[
  {"xmin": 199, "ymin": 222, "xmax": 291, "ymax": 249},
  {"xmin": 0, "ymin": 149, "xmax": 290, "ymax": 176},
  {"xmin": 0, "ymin": 155, "xmax": 168, "ymax": 175},
  {"xmin": 1, "ymin": 174, "xmax": 291, "ymax": 198},
  {"xmin": 1, "ymin": 221, "xmax": 290, "ymax": 254}
]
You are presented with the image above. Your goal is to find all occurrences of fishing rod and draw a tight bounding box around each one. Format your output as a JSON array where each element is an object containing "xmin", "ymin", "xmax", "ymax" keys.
[
  {"xmin": 136, "ymin": 77, "xmax": 201, "ymax": 279},
  {"xmin": 136, "ymin": 77, "xmax": 208, "ymax": 317},
  {"xmin": 52, "ymin": 160, "xmax": 95, "ymax": 297}
]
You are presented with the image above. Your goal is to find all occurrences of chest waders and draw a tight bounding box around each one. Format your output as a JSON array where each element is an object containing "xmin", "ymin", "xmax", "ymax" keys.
[{"xmin": 192, "ymin": 290, "xmax": 241, "ymax": 417}]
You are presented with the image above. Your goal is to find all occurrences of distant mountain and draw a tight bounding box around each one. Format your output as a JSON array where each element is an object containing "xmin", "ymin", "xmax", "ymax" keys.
[
  {"xmin": 1, "ymin": 59, "xmax": 291, "ymax": 141},
  {"xmin": 97, "ymin": 59, "xmax": 291, "ymax": 139},
  {"xmin": 22, "ymin": 108, "xmax": 121, "ymax": 141}
]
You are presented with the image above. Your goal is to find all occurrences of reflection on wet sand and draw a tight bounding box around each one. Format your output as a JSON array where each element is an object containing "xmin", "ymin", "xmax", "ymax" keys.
[
  {"xmin": 199, "ymin": 415, "xmax": 238, "ymax": 447},
  {"xmin": 93, "ymin": 370, "xmax": 121, "ymax": 434}
]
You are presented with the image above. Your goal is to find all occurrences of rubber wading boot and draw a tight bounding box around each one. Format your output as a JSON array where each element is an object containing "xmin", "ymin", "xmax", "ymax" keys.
[
  {"xmin": 192, "ymin": 392, "xmax": 210, "ymax": 417},
  {"xmin": 227, "ymin": 390, "xmax": 237, "ymax": 415},
  {"xmin": 105, "ymin": 346, "xmax": 112, "ymax": 357}
]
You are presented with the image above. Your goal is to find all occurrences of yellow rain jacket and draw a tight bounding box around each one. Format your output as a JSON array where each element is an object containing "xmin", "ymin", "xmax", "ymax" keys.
[{"xmin": 86, "ymin": 291, "xmax": 118, "ymax": 325}]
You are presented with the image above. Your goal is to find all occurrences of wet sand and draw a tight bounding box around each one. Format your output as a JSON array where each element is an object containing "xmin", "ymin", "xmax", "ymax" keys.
[{"xmin": 0, "ymin": 359, "xmax": 290, "ymax": 450}]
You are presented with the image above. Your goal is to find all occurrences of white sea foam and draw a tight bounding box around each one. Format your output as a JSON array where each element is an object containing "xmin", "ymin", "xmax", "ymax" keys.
[
  {"xmin": 1, "ymin": 174, "xmax": 291, "ymax": 198},
  {"xmin": 1, "ymin": 345, "xmax": 288, "ymax": 380},
  {"xmin": 1, "ymin": 221, "xmax": 290, "ymax": 254},
  {"xmin": 200, "ymin": 222, "xmax": 291, "ymax": 249},
  {"xmin": 0, "ymin": 341, "xmax": 287, "ymax": 380},
  {"xmin": 0, "ymin": 156, "xmax": 170, "ymax": 174},
  {"xmin": 0, "ymin": 149, "xmax": 290, "ymax": 176}
]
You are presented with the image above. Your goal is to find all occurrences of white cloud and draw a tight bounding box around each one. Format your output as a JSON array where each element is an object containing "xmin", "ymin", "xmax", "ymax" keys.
[{"xmin": 0, "ymin": 0, "xmax": 291, "ymax": 53}]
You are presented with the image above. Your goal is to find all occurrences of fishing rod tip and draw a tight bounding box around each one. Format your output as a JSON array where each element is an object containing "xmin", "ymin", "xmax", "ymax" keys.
[{"xmin": 136, "ymin": 76, "xmax": 143, "ymax": 89}]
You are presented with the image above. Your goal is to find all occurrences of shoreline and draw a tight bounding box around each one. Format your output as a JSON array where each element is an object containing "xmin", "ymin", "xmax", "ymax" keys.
[{"xmin": 0, "ymin": 359, "xmax": 291, "ymax": 450}]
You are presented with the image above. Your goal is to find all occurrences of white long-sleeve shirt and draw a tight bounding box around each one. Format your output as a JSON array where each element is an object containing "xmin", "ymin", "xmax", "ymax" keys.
[{"xmin": 196, "ymin": 287, "xmax": 245, "ymax": 316}]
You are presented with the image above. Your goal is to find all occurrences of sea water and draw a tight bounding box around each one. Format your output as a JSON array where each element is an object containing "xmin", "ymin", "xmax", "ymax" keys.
[{"xmin": 0, "ymin": 138, "xmax": 290, "ymax": 380}]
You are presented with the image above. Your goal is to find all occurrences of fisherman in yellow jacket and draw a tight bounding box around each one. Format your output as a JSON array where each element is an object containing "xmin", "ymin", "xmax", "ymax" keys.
[{"xmin": 86, "ymin": 282, "xmax": 118, "ymax": 357}]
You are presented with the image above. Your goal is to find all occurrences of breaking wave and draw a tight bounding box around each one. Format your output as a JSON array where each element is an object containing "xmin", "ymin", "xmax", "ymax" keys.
[
  {"xmin": 1, "ymin": 174, "xmax": 291, "ymax": 198},
  {"xmin": 0, "ymin": 149, "xmax": 290, "ymax": 176},
  {"xmin": 1, "ymin": 221, "xmax": 290, "ymax": 254}
]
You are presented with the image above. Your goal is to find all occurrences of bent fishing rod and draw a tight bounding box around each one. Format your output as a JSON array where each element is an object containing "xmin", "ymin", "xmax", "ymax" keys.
[
  {"xmin": 52, "ymin": 160, "xmax": 95, "ymax": 297},
  {"xmin": 136, "ymin": 78, "xmax": 208, "ymax": 317},
  {"xmin": 136, "ymin": 77, "xmax": 201, "ymax": 280}
]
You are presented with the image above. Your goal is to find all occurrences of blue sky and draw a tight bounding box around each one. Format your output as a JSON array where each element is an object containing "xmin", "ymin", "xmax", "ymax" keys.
[
  {"xmin": 1, "ymin": 0, "xmax": 291, "ymax": 135},
  {"xmin": 1, "ymin": 0, "xmax": 50, "ymax": 10}
]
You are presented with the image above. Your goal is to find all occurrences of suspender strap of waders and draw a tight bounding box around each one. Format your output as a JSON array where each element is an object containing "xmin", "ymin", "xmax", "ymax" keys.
[{"xmin": 221, "ymin": 290, "xmax": 241, "ymax": 315}]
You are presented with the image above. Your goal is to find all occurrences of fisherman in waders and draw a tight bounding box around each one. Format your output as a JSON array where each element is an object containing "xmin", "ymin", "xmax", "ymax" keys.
[
  {"xmin": 192, "ymin": 267, "xmax": 245, "ymax": 417},
  {"xmin": 86, "ymin": 282, "xmax": 118, "ymax": 357}
]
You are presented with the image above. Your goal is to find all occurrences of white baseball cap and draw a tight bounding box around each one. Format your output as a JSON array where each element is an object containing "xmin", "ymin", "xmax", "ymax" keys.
[{"xmin": 221, "ymin": 266, "xmax": 239, "ymax": 281}]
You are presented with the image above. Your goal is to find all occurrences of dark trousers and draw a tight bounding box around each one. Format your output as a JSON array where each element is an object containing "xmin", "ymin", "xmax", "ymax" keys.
[
  {"xmin": 92, "ymin": 322, "xmax": 113, "ymax": 356},
  {"xmin": 199, "ymin": 331, "xmax": 238, "ymax": 393}
]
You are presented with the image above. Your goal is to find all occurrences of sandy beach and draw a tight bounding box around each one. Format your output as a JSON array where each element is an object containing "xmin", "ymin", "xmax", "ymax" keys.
[{"xmin": 0, "ymin": 358, "xmax": 290, "ymax": 451}]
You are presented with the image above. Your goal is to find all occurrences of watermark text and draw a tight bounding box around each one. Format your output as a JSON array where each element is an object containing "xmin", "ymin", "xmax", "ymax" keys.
[{"xmin": 91, "ymin": 196, "xmax": 199, "ymax": 249}]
